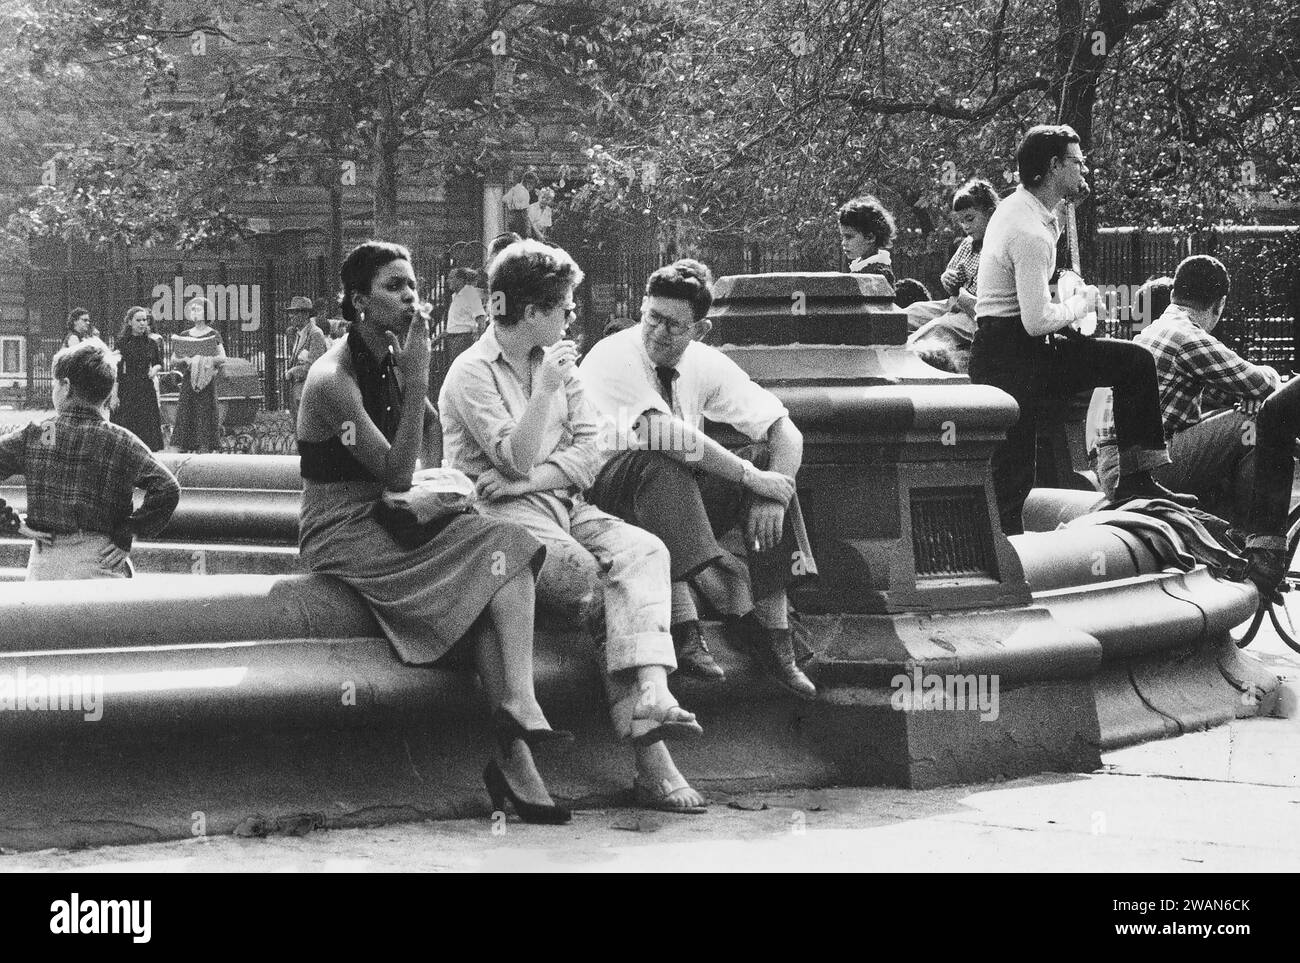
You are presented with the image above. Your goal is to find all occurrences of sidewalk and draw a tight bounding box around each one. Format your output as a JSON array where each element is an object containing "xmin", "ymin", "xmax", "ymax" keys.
[{"xmin": 4, "ymin": 629, "xmax": 1295, "ymax": 873}]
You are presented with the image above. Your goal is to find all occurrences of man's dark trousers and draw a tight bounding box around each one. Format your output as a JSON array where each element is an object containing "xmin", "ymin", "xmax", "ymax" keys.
[
  {"xmin": 970, "ymin": 316, "xmax": 1167, "ymax": 535},
  {"xmin": 587, "ymin": 445, "xmax": 800, "ymax": 613}
]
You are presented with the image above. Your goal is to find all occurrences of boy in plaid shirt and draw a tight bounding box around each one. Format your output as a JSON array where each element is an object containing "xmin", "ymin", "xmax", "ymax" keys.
[
  {"xmin": 0, "ymin": 340, "xmax": 180, "ymax": 579},
  {"xmin": 1092, "ymin": 255, "xmax": 1300, "ymax": 593}
]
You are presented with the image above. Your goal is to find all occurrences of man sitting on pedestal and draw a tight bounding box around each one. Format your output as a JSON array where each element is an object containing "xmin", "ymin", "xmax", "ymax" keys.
[
  {"xmin": 1091, "ymin": 254, "xmax": 1299, "ymax": 595},
  {"xmin": 579, "ymin": 259, "xmax": 817, "ymax": 699}
]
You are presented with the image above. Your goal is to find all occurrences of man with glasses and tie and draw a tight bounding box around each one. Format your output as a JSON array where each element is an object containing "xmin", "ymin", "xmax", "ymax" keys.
[
  {"xmin": 579, "ymin": 259, "xmax": 817, "ymax": 699},
  {"xmin": 969, "ymin": 123, "xmax": 1193, "ymax": 534}
]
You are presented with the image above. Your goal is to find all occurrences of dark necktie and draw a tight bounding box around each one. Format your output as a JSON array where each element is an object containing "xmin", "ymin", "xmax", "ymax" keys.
[{"xmin": 655, "ymin": 365, "xmax": 676, "ymax": 407}]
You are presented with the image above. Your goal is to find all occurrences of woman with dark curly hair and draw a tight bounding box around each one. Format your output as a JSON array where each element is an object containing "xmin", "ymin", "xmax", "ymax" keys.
[
  {"xmin": 837, "ymin": 194, "xmax": 897, "ymax": 286},
  {"xmin": 297, "ymin": 240, "xmax": 568, "ymax": 825}
]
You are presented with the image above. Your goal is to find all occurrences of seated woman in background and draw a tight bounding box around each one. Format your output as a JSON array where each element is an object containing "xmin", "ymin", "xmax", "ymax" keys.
[
  {"xmin": 296, "ymin": 240, "xmax": 568, "ymax": 825},
  {"xmin": 111, "ymin": 306, "xmax": 165, "ymax": 451},
  {"xmin": 906, "ymin": 178, "xmax": 1000, "ymax": 374},
  {"xmin": 837, "ymin": 195, "xmax": 897, "ymax": 286}
]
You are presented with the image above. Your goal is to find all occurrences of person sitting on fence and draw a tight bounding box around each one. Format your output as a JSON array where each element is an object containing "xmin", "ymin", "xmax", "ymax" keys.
[
  {"xmin": 579, "ymin": 258, "xmax": 819, "ymax": 700},
  {"xmin": 444, "ymin": 267, "xmax": 487, "ymax": 364},
  {"xmin": 1090, "ymin": 255, "xmax": 1300, "ymax": 596},
  {"xmin": 837, "ymin": 194, "xmax": 896, "ymax": 287},
  {"xmin": 905, "ymin": 179, "xmax": 1001, "ymax": 373},
  {"xmin": 0, "ymin": 339, "xmax": 180, "ymax": 580}
]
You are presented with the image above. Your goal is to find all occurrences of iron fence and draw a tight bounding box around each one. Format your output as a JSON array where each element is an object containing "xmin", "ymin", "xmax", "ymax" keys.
[
  {"xmin": 10, "ymin": 225, "xmax": 1298, "ymax": 410},
  {"xmin": 1094, "ymin": 226, "xmax": 1300, "ymax": 370}
]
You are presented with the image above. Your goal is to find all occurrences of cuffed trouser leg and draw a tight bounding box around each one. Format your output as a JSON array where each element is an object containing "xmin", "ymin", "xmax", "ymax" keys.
[
  {"xmin": 482, "ymin": 496, "xmax": 675, "ymax": 678},
  {"xmin": 568, "ymin": 501, "xmax": 675, "ymax": 673}
]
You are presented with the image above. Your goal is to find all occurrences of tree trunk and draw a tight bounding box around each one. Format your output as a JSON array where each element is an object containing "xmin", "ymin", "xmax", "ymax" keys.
[
  {"xmin": 1054, "ymin": 0, "xmax": 1102, "ymax": 277},
  {"xmin": 328, "ymin": 176, "xmax": 343, "ymax": 293},
  {"xmin": 372, "ymin": 124, "xmax": 401, "ymax": 239}
]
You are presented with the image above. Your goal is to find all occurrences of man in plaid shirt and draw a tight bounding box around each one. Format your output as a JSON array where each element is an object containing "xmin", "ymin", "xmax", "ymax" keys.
[
  {"xmin": 0, "ymin": 340, "xmax": 180, "ymax": 580},
  {"xmin": 1092, "ymin": 255, "xmax": 1300, "ymax": 592}
]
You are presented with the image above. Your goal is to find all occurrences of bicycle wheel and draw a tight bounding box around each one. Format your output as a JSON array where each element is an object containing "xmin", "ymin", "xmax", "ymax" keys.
[
  {"xmin": 1266, "ymin": 505, "xmax": 1300, "ymax": 654},
  {"xmin": 1232, "ymin": 604, "xmax": 1267, "ymax": 648}
]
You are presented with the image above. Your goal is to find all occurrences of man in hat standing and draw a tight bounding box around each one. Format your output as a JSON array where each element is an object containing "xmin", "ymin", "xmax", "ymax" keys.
[{"xmin": 285, "ymin": 295, "xmax": 328, "ymax": 428}]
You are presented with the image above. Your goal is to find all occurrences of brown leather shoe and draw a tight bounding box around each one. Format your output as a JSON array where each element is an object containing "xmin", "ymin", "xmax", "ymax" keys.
[
  {"xmin": 672, "ymin": 621, "xmax": 726, "ymax": 681},
  {"xmin": 728, "ymin": 615, "xmax": 817, "ymax": 700}
]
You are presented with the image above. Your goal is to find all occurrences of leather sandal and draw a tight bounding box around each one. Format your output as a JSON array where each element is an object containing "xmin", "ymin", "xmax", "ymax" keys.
[
  {"xmin": 633, "ymin": 774, "xmax": 708, "ymax": 815},
  {"xmin": 611, "ymin": 690, "xmax": 704, "ymax": 748}
]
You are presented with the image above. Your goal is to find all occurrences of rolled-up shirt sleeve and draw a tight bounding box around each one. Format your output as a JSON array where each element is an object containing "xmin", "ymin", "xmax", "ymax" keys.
[
  {"xmin": 444, "ymin": 360, "xmax": 531, "ymax": 479},
  {"xmin": 701, "ymin": 353, "xmax": 789, "ymax": 440},
  {"xmin": 579, "ymin": 341, "xmax": 669, "ymax": 451},
  {"xmin": 1179, "ymin": 333, "xmax": 1280, "ymax": 399},
  {"xmin": 115, "ymin": 449, "xmax": 180, "ymax": 550},
  {"xmin": 542, "ymin": 376, "xmax": 605, "ymax": 490}
]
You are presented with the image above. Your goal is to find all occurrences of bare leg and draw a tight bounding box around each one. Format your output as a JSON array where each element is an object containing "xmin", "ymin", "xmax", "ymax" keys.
[
  {"xmin": 472, "ymin": 569, "xmax": 554, "ymax": 807},
  {"xmin": 635, "ymin": 741, "xmax": 706, "ymax": 809},
  {"xmin": 485, "ymin": 567, "xmax": 549, "ymax": 731}
]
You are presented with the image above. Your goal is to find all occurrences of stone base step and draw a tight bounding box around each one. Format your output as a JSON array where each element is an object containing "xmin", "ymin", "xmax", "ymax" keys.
[{"xmin": 0, "ymin": 539, "xmax": 301, "ymax": 577}]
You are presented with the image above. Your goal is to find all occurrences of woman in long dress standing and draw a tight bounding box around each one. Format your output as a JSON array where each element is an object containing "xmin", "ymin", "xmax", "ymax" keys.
[
  {"xmin": 170, "ymin": 297, "xmax": 224, "ymax": 453},
  {"xmin": 297, "ymin": 240, "xmax": 569, "ymax": 824},
  {"xmin": 111, "ymin": 306, "xmax": 165, "ymax": 450}
]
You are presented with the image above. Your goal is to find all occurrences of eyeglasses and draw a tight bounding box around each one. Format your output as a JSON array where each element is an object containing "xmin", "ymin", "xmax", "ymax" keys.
[{"xmin": 645, "ymin": 310, "xmax": 694, "ymax": 336}]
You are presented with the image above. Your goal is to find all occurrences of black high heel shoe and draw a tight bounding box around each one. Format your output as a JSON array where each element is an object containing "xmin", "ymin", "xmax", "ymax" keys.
[
  {"xmin": 493, "ymin": 707, "xmax": 574, "ymax": 750},
  {"xmin": 484, "ymin": 759, "xmax": 571, "ymax": 825}
]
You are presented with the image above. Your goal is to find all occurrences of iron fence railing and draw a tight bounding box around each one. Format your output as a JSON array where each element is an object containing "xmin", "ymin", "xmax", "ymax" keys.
[{"xmin": 9, "ymin": 225, "xmax": 1298, "ymax": 410}]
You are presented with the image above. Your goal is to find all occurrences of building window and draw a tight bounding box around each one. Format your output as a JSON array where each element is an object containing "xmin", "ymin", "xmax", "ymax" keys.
[{"xmin": 1, "ymin": 338, "xmax": 25, "ymax": 376}]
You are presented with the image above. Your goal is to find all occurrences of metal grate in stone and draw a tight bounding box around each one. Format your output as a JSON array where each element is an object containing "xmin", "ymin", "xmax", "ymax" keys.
[{"xmin": 910, "ymin": 486, "xmax": 997, "ymax": 579}]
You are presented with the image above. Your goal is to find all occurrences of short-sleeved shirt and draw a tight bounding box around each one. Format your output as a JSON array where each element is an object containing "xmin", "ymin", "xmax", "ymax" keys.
[
  {"xmin": 445, "ymin": 285, "xmax": 487, "ymax": 335},
  {"xmin": 578, "ymin": 323, "xmax": 789, "ymax": 455},
  {"xmin": 439, "ymin": 325, "xmax": 605, "ymax": 515}
]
